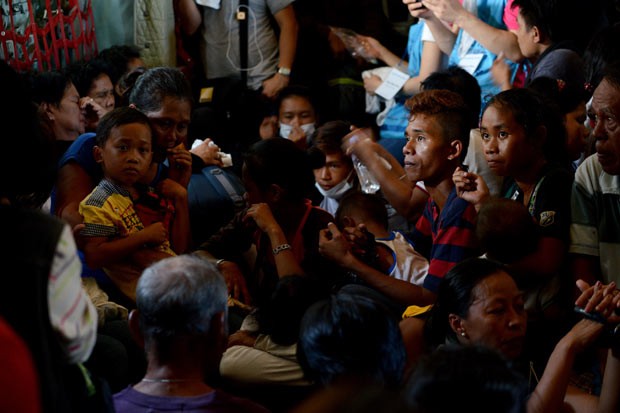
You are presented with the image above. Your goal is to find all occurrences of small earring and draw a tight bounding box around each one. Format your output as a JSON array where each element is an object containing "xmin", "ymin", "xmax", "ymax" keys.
[{"xmin": 460, "ymin": 331, "xmax": 466, "ymax": 337}]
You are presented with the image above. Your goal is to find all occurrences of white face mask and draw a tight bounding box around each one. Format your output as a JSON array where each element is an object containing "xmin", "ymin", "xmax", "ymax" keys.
[
  {"xmin": 315, "ymin": 172, "xmax": 354, "ymax": 200},
  {"xmin": 279, "ymin": 122, "xmax": 316, "ymax": 140}
]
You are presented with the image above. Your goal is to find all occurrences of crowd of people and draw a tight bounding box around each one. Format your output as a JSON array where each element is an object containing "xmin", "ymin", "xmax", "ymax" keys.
[{"xmin": 2, "ymin": 0, "xmax": 620, "ymax": 412}]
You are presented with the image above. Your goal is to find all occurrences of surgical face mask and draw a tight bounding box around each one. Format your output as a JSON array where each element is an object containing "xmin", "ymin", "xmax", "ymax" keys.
[
  {"xmin": 279, "ymin": 122, "xmax": 316, "ymax": 140},
  {"xmin": 315, "ymin": 172, "xmax": 354, "ymax": 200}
]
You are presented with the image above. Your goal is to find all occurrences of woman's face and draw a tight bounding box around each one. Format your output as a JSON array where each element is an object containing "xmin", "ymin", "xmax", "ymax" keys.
[
  {"xmin": 565, "ymin": 102, "xmax": 588, "ymax": 160},
  {"xmin": 50, "ymin": 82, "xmax": 85, "ymax": 140},
  {"xmin": 313, "ymin": 152, "xmax": 353, "ymax": 191},
  {"xmin": 143, "ymin": 96, "xmax": 191, "ymax": 152},
  {"xmin": 455, "ymin": 271, "xmax": 527, "ymax": 359},
  {"xmin": 88, "ymin": 74, "xmax": 115, "ymax": 112},
  {"xmin": 480, "ymin": 104, "xmax": 541, "ymax": 178}
]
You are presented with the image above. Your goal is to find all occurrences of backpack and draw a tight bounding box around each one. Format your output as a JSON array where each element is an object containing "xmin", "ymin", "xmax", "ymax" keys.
[{"xmin": 188, "ymin": 166, "xmax": 247, "ymax": 246}]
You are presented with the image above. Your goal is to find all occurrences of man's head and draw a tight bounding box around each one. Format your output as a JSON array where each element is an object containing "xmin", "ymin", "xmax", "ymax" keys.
[
  {"xmin": 335, "ymin": 192, "xmax": 388, "ymax": 231},
  {"xmin": 130, "ymin": 255, "xmax": 228, "ymax": 365},
  {"xmin": 512, "ymin": 0, "xmax": 577, "ymax": 59},
  {"xmin": 590, "ymin": 62, "xmax": 620, "ymax": 175},
  {"xmin": 403, "ymin": 90, "xmax": 471, "ymax": 186},
  {"xmin": 242, "ymin": 138, "xmax": 315, "ymax": 205}
]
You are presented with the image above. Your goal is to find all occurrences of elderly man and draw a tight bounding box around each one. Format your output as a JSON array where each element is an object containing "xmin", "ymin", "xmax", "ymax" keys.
[
  {"xmin": 113, "ymin": 255, "xmax": 268, "ymax": 412},
  {"xmin": 570, "ymin": 62, "xmax": 620, "ymax": 286}
]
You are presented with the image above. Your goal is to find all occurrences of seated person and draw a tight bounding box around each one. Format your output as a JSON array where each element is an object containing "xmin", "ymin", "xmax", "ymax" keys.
[
  {"xmin": 80, "ymin": 107, "xmax": 189, "ymax": 302},
  {"xmin": 454, "ymin": 88, "xmax": 573, "ymax": 329},
  {"xmin": 334, "ymin": 192, "xmax": 429, "ymax": 286},
  {"xmin": 195, "ymin": 138, "xmax": 342, "ymax": 308},
  {"xmin": 405, "ymin": 345, "xmax": 529, "ymax": 413},
  {"xmin": 400, "ymin": 258, "xmax": 620, "ymax": 413},
  {"xmin": 320, "ymin": 90, "xmax": 478, "ymax": 307},
  {"xmin": 115, "ymin": 255, "xmax": 268, "ymax": 413},
  {"xmin": 308, "ymin": 120, "xmax": 358, "ymax": 216},
  {"xmin": 259, "ymin": 85, "xmax": 318, "ymax": 148},
  {"xmin": 297, "ymin": 291, "xmax": 405, "ymax": 389},
  {"xmin": 512, "ymin": 0, "xmax": 585, "ymax": 88},
  {"xmin": 66, "ymin": 58, "xmax": 116, "ymax": 131},
  {"xmin": 97, "ymin": 44, "xmax": 145, "ymax": 104}
]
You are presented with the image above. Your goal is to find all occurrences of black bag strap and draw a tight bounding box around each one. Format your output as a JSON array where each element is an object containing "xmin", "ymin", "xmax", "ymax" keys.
[{"xmin": 238, "ymin": 0, "xmax": 249, "ymax": 88}]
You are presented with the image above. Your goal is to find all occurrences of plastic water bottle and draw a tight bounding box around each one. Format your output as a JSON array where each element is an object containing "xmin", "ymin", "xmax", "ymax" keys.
[{"xmin": 352, "ymin": 154, "xmax": 380, "ymax": 194}]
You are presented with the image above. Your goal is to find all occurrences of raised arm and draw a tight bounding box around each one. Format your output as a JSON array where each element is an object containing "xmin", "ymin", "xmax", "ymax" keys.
[
  {"xmin": 346, "ymin": 132, "xmax": 428, "ymax": 222},
  {"xmin": 402, "ymin": 38, "xmax": 444, "ymax": 96},
  {"xmin": 157, "ymin": 178, "xmax": 191, "ymax": 254},
  {"xmin": 244, "ymin": 203, "xmax": 304, "ymax": 277},
  {"xmin": 175, "ymin": 0, "xmax": 203, "ymax": 36},
  {"xmin": 403, "ymin": 0, "xmax": 458, "ymax": 55},
  {"xmin": 421, "ymin": 0, "xmax": 524, "ymax": 62}
]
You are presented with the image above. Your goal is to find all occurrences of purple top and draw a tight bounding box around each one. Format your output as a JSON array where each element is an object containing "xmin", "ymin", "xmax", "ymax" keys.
[{"xmin": 113, "ymin": 387, "xmax": 270, "ymax": 413}]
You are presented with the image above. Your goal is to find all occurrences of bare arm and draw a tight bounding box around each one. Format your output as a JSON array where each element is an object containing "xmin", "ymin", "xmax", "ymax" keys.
[
  {"xmin": 528, "ymin": 320, "xmax": 604, "ymax": 413},
  {"xmin": 261, "ymin": 5, "xmax": 297, "ymax": 98},
  {"xmin": 319, "ymin": 223, "xmax": 436, "ymax": 307},
  {"xmin": 56, "ymin": 162, "xmax": 95, "ymax": 228},
  {"xmin": 510, "ymin": 237, "xmax": 567, "ymax": 281},
  {"xmin": 347, "ymin": 133, "xmax": 428, "ymax": 222},
  {"xmin": 402, "ymin": 40, "xmax": 444, "ymax": 95},
  {"xmin": 158, "ymin": 179, "xmax": 191, "ymax": 254},
  {"xmin": 570, "ymin": 254, "xmax": 601, "ymax": 289},
  {"xmin": 422, "ymin": 0, "xmax": 524, "ymax": 62},
  {"xmin": 175, "ymin": 0, "xmax": 202, "ymax": 36},
  {"xmin": 82, "ymin": 223, "xmax": 168, "ymax": 269},
  {"xmin": 245, "ymin": 203, "xmax": 304, "ymax": 277}
]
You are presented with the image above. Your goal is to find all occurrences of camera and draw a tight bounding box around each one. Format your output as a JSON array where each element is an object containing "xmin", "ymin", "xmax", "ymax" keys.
[{"xmin": 574, "ymin": 306, "xmax": 620, "ymax": 348}]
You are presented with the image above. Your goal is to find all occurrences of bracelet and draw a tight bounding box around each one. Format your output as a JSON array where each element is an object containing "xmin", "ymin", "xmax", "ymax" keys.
[{"xmin": 272, "ymin": 243, "xmax": 292, "ymax": 255}]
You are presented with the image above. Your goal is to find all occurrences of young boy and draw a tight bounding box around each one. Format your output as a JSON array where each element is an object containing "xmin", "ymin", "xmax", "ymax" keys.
[
  {"xmin": 335, "ymin": 192, "xmax": 428, "ymax": 286},
  {"xmin": 79, "ymin": 107, "xmax": 189, "ymax": 302}
]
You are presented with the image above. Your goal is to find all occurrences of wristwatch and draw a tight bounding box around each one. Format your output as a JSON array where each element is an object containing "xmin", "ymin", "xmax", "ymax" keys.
[{"xmin": 277, "ymin": 66, "xmax": 291, "ymax": 76}]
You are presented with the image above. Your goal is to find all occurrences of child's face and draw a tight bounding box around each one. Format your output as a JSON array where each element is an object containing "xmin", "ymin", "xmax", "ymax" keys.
[
  {"xmin": 403, "ymin": 114, "xmax": 454, "ymax": 185},
  {"xmin": 313, "ymin": 152, "xmax": 352, "ymax": 191},
  {"xmin": 96, "ymin": 123, "xmax": 153, "ymax": 188},
  {"xmin": 565, "ymin": 102, "xmax": 588, "ymax": 160},
  {"xmin": 480, "ymin": 104, "xmax": 539, "ymax": 178},
  {"xmin": 279, "ymin": 95, "xmax": 316, "ymax": 127}
]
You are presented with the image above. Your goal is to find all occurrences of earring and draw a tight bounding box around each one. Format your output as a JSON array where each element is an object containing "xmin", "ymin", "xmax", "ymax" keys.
[{"xmin": 460, "ymin": 331, "xmax": 466, "ymax": 337}]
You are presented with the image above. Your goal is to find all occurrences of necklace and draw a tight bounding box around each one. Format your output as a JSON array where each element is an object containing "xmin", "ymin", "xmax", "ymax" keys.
[{"xmin": 141, "ymin": 377, "xmax": 202, "ymax": 383}]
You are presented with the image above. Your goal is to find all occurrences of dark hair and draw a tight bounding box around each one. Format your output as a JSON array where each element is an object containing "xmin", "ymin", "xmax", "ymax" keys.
[
  {"xmin": 256, "ymin": 275, "xmax": 327, "ymax": 346},
  {"xmin": 0, "ymin": 60, "xmax": 55, "ymax": 207},
  {"xmin": 603, "ymin": 61, "xmax": 620, "ymax": 91},
  {"xmin": 405, "ymin": 345, "xmax": 528, "ymax": 413},
  {"xmin": 96, "ymin": 106, "xmax": 152, "ymax": 147},
  {"xmin": 297, "ymin": 292, "xmax": 405, "ymax": 388},
  {"xmin": 30, "ymin": 70, "xmax": 73, "ymax": 106},
  {"xmin": 476, "ymin": 199, "xmax": 539, "ymax": 264},
  {"xmin": 276, "ymin": 85, "xmax": 318, "ymax": 118},
  {"xmin": 128, "ymin": 67, "xmax": 192, "ymax": 113},
  {"xmin": 335, "ymin": 192, "xmax": 388, "ymax": 230},
  {"xmin": 424, "ymin": 258, "xmax": 507, "ymax": 346},
  {"xmin": 405, "ymin": 89, "xmax": 472, "ymax": 162},
  {"xmin": 65, "ymin": 58, "xmax": 114, "ymax": 98},
  {"xmin": 511, "ymin": 0, "xmax": 576, "ymax": 43},
  {"xmin": 308, "ymin": 120, "xmax": 353, "ymax": 169},
  {"xmin": 527, "ymin": 76, "xmax": 588, "ymax": 115},
  {"xmin": 97, "ymin": 44, "xmax": 142, "ymax": 85},
  {"xmin": 243, "ymin": 138, "xmax": 315, "ymax": 201},
  {"xmin": 117, "ymin": 66, "xmax": 147, "ymax": 106},
  {"xmin": 483, "ymin": 88, "xmax": 568, "ymax": 166},
  {"xmin": 421, "ymin": 65, "xmax": 481, "ymax": 126},
  {"xmin": 583, "ymin": 23, "xmax": 620, "ymax": 91}
]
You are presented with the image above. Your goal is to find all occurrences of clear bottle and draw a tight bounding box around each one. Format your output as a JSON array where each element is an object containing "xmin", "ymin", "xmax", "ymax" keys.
[{"xmin": 352, "ymin": 154, "xmax": 380, "ymax": 194}]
